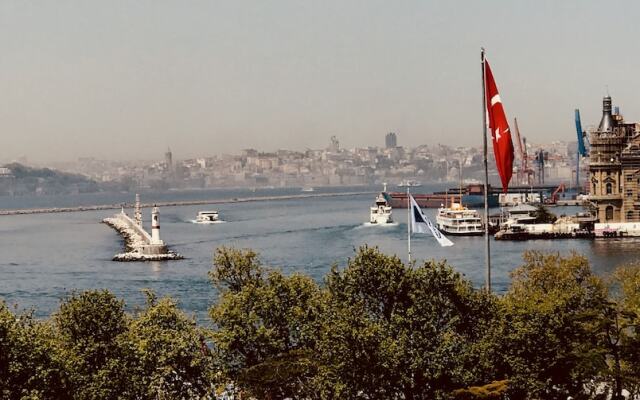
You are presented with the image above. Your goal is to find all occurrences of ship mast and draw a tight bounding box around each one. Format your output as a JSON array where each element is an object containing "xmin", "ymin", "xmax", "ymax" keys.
[{"xmin": 459, "ymin": 156, "xmax": 463, "ymax": 206}]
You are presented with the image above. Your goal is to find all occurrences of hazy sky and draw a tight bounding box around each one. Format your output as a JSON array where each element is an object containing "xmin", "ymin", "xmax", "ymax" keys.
[{"xmin": 1, "ymin": 0, "xmax": 639, "ymax": 163}]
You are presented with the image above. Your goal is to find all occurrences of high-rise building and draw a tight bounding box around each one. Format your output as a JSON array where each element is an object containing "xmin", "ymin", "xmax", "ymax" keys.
[
  {"xmin": 588, "ymin": 96, "xmax": 640, "ymax": 222},
  {"xmin": 164, "ymin": 148, "xmax": 173, "ymax": 172},
  {"xmin": 385, "ymin": 132, "xmax": 397, "ymax": 149}
]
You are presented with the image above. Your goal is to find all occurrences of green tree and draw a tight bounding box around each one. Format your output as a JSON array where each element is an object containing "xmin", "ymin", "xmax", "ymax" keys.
[
  {"xmin": 602, "ymin": 264, "xmax": 640, "ymax": 398},
  {"xmin": 209, "ymin": 247, "xmax": 325, "ymax": 399},
  {"xmin": 54, "ymin": 290, "xmax": 131, "ymax": 399},
  {"xmin": 316, "ymin": 246, "xmax": 500, "ymax": 399},
  {"xmin": 0, "ymin": 302, "xmax": 69, "ymax": 399},
  {"xmin": 498, "ymin": 251, "xmax": 609, "ymax": 399},
  {"xmin": 124, "ymin": 293, "xmax": 216, "ymax": 399}
]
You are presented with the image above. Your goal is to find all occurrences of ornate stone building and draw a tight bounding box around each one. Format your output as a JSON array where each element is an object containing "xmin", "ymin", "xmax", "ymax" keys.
[{"xmin": 589, "ymin": 96, "xmax": 640, "ymax": 222}]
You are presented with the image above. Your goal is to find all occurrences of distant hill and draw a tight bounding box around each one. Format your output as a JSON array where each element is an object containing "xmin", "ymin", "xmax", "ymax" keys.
[{"xmin": 0, "ymin": 163, "xmax": 99, "ymax": 195}]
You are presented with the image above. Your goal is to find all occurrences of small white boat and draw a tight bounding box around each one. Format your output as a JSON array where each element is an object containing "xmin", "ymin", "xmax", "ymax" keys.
[
  {"xmin": 370, "ymin": 193, "xmax": 393, "ymax": 224},
  {"xmin": 301, "ymin": 186, "xmax": 315, "ymax": 192},
  {"xmin": 397, "ymin": 180, "xmax": 422, "ymax": 188},
  {"xmin": 194, "ymin": 211, "xmax": 221, "ymax": 224},
  {"xmin": 436, "ymin": 202, "xmax": 483, "ymax": 236}
]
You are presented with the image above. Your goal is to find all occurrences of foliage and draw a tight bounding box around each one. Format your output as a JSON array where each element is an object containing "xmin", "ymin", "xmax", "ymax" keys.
[
  {"xmin": 1, "ymin": 162, "xmax": 99, "ymax": 195},
  {"xmin": 603, "ymin": 264, "xmax": 640, "ymax": 399},
  {"xmin": 452, "ymin": 380, "xmax": 509, "ymax": 399},
  {"xmin": 498, "ymin": 251, "xmax": 609, "ymax": 399},
  {"xmin": 0, "ymin": 302, "xmax": 69, "ymax": 399},
  {"xmin": 532, "ymin": 204, "xmax": 557, "ymax": 223},
  {"xmin": 315, "ymin": 246, "xmax": 500, "ymax": 399},
  {"xmin": 54, "ymin": 290, "xmax": 130, "ymax": 399},
  {"xmin": 209, "ymin": 246, "xmax": 325, "ymax": 399},
  {"xmin": 2, "ymin": 290, "xmax": 215, "ymax": 400},
  {"xmin": 124, "ymin": 295, "xmax": 216, "ymax": 399},
  {"xmin": 4, "ymin": 248, "xmax": 640, "ymax": 399}
]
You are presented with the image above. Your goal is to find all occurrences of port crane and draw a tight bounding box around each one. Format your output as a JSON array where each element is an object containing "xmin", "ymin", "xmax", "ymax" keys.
[
  {"xmin": 574, "ymin": 109, "xmax": 589, "ymax": 191},
  {"xmin": 512, "ymin": 118, "xmax": 534, "ymax": 185},
  {"xmin": 548, "ymin": 182, "xmax": 566, "ymax": 204}
]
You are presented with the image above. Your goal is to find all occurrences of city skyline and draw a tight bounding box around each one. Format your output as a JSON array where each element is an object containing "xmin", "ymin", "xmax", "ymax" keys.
[{"xmin": 2, "ymin": 0, "xmax": 639, "ymax": 163}]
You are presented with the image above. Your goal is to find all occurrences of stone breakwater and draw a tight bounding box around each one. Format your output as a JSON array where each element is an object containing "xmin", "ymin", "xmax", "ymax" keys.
[
  {"xmin": 0, "ymin": 191, "xmax": 375, "ymax": 216},
  {"xmin": 102, "ymin": 214, "xmax": 183, "ymax": 262}
]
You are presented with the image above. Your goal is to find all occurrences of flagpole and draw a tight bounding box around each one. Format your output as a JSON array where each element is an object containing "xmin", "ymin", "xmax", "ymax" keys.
[
  {"xmin": 407, "ymin": 186, "xmax": 411, "ymax": 264},
  {"xmin": 481, "ymin": 48, "xmax": 492, "ymax": 292}
]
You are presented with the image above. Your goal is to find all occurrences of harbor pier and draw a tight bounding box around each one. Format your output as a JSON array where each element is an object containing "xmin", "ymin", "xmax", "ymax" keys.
[{"xmin": 102, "ymin": 196, "xmax": 182, "ymax": 261}]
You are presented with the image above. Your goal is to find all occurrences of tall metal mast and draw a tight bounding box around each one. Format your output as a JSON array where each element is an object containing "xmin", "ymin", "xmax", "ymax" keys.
[
  {"xmin": 407, "ymin": 186, "xmax": 411, "ymax": 264},
  {"xmin": 481, "ymin": 48, "xmax": 491, "ymax": 292}
]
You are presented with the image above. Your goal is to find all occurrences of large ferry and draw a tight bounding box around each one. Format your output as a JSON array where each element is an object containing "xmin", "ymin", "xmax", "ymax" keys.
[
  {"xmin": 435, "ymin": 202, "xmax": 483, "ymax": 236},
  {"xmin": 387, "ymin": 184, "xmax": 498, "ymax": 208},
  {"xmin": 370, "ymin": 192, "xmax": 393, "ymax": 224}
]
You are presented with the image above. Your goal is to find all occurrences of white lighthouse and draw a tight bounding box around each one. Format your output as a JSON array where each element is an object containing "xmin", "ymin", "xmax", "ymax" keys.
[{"xmin": 151, "ymin": 205, "xmax": 163, "ymax": 245}]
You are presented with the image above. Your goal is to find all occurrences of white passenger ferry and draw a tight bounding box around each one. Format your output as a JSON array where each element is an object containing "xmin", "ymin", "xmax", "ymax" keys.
[
  {"xmin": 370, "ymin": 193, "xmax": 393, "ymax": 224},
  {"xmin": 435, "ymin": 202, "xmax": 483, "ymax": 236}
]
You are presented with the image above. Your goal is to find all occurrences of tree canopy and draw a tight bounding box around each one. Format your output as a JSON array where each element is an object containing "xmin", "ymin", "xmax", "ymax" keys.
[{"xmin": 2, "ymin": 247, "xmax": 640, "ymax": 399}]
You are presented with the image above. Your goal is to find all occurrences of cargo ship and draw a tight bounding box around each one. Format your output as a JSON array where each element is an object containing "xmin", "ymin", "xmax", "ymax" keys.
[{"xmin": 385, "ymin": 184, "xmax": 499, "ymax": 208}]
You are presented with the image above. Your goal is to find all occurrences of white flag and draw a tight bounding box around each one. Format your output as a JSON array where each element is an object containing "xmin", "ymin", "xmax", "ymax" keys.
[{"xmin": 409, "ymin": 194, "xmax": 454, "ymax": 247}]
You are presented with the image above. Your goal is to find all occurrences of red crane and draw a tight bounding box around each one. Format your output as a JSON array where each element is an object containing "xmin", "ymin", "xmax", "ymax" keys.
[
  {"xmin": 513, "ymin": 118, "xmax": 534, "ymax": 185},
  {"xmin": 549, "ymin": 183, "xmax": 566, "ymax": 204}
]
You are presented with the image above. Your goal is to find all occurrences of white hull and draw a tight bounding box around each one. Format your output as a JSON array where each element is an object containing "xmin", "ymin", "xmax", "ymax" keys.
[
  {"xmin": 398, "ymin": 180, "xmax": 422, "ymax": 188},
  {"xmin": 195, "ymin": 211, "xmax": 221, "ymax": 224},
  {"xmin": 191, "ymin": 220, "xmax": 225, "ymax": 224},
  {"xmin": 436, "ymin": 203, "xmax": 483, "ymax": 236},
  {"xmin": 370, "ymin": 213, "xmax": 393, "ymax": 224},
  {"xmin": 370, "ymin": 192, "xmax": 394, "ymax": 224}
]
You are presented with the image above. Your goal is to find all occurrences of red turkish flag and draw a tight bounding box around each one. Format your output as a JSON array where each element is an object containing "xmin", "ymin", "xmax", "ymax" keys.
[{"xmin": 484, "ymin": 59, "xmax": 514, "ymax": 193}]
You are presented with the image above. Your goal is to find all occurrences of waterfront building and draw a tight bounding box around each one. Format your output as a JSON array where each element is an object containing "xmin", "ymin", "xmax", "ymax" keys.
[{"xmin": 589, "ymin": 96, "xmax": 640, "ymax": 222}]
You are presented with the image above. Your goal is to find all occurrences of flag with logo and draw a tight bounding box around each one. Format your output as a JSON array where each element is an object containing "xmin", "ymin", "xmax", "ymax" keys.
[
  {"xmin": 484, "ymin": 58, "xmax": 515, "ymax": 193},
  {"xmin": 409, "ymin": 194, "xmax": 453, "ymax": 247}
]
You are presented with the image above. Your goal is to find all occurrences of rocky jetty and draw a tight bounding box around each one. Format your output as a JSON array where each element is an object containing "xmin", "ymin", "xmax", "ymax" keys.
[{"xmin": 103, "ymin": 213, "xmax": 183, "ymax": 262}]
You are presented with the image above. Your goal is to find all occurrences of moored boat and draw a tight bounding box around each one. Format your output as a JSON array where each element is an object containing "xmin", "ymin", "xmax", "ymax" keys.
[{"xmin": 435, "ymin": 202, "xmax": 483, "ymax": 236}]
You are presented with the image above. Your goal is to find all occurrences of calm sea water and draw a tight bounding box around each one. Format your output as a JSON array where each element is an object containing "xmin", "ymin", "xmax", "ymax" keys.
[{"xmin": 2, "ymin": 185, "xmax": 640, "ymax": 324}]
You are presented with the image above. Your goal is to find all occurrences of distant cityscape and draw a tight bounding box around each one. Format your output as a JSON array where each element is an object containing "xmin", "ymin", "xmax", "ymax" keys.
[{"xmin": 0, "ymin": 133, "xmax": 581, "ymax": 196}]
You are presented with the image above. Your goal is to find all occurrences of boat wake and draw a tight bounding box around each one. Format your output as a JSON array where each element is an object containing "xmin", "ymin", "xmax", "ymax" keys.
[
  {"xmin": 190, "ymin": 220, "xmax": 227, "ymax": 224},
  {"xmin": 359, "ymin": 222, "xmax": 400, "ymax": 228}
]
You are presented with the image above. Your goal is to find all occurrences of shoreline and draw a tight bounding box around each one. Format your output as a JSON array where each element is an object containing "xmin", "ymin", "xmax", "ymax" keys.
[{"xmin": 0, "ymin": 191, "xmax": 376, "ymax": 216}]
